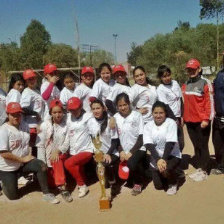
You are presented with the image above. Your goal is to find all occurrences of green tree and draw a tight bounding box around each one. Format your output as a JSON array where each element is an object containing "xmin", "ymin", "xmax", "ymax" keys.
[
  {"xmin": 43, "ymin": 43, "xmax": 78, "ymax": 68},
  {"xmin": 127, "ymin": 42, "xmax": 143, "ymax": 66},
  {"xmin": 20, "ymin": 19, "xmax": 51, "ymax": 69},
  {"xmin": 200, "ymin": 0, "xmax": 224, "ymax": 69}
]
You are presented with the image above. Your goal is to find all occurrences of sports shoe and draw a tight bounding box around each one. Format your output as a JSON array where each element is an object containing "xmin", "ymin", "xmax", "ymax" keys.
[
  {"xmin": 18, "ymin": 176, "xmax": 29, "ymax": 186},
  {"xmin": 61, "ymin": 190, "xmax": 73, "ymax": 203},
  {"xmin": 188, "ymin": 169, "xmax": 203, "ymax": 179},
  {"xmin": 78, "ymin": 185, "xmax": 89, "ymax": 198},
  {"xmin": 192, "ymin": 171, "xmax": 208, "ymax": 182},
  {"xmin": 166, "ymin": 184, "xmax": 177, "ymax": 195},
  {"xmin": 42, "ymin": 193, "xmax": 60, "ymax": 204},
  {"xmin": 210, "ymin": 168, "xmax": 224, "ymax": 175},
  {"xmin": 131, "ymin": 184, "xmax": 142, "ymax": 196}
]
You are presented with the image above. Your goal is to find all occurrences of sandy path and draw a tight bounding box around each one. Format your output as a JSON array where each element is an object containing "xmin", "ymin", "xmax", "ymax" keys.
[{"xmin": 1, "ymin": 128, "xmax": 223, "ymax": 224}]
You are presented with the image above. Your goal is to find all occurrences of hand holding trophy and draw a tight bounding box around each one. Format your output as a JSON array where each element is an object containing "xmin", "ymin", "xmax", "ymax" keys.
[{"xmin": 92, "ymin": 134, "xmax": 111, "ymax": 211}]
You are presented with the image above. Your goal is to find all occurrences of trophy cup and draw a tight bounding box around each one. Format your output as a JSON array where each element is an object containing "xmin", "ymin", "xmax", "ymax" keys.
[{"xmin": 92, "ymin": 134, "xmax": 111, "ymax": 211}]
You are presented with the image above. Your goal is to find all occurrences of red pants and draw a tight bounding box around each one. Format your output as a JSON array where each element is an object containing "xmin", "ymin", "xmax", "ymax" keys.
[
  {"xmin": 47, "ymin": 154, "xmax": 67, "ymax": 188},
  {"xmin": 64, "ymin": 152, "xmax": 92, "ymax": 186}
]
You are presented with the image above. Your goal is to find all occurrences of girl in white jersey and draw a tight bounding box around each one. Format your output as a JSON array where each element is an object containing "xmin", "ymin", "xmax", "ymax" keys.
[
  {"xmin": 131, "ymin": 66, "xmax": 157, "ymax": 124},
  {"xmin": 156, "ymin": 65, "xmax": 184, "ymax": 151},
  {"xmin": 114, "ymin": 93, "xmax": 146, "ymax": 195},
  {"xmin": 0, "ymin": 102, "xmax": 59, "ymax": 203},
  {"xmin": 0, "ymin": 88, "xmax": 7, "ymax": 126},
  {"xmin": 6, "ymin": 73, "xmax": 25, "ymax": 105},
  {"xmin": 106, "ymin": 64, "xmax": 131, "ymax": 116},
  {"xmin": 64, "ymin": 97, "xmax": 94, "ymax": 198},
  {"xmin": 143, "ymin": 101, "xmax": 183, "ymax": 195},
  {"xmin": 60, "ymin": 73, "xmax": 76, "ymax": 107},
  {"xmin": 88, "ymin": 99, "xmax": 119, "ymax": 195},
  {"xmin": 36, "ymin": 99, "xmax": 72, "ymax": 202},
  {"xmin": 73, "ymin": 66, "xmax": 94, "ymax": 112},
  {"xmin": 89, "ymin": 63, "xmax": 114, "ymax": 104},
  {"xmin": 41, "ymin": 64, "xmax": 60, "ymax": 119},
  {"xmin": 20, "ymin": 69, "xmax": 45, "ymax": 147}
]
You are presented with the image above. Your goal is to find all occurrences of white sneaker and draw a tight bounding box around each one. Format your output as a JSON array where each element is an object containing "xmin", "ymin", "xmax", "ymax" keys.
[
  {"xmin": 192, "ymin": 171, "xmax": 208, "ymax": 182},
  {"xmin": 188, "ymin": 169, "xmax": 202, "ymax": 179},
  {"xmin": 42, "ymin": 193, "xmax": 60, "ymax": 204},
  {"xmin": 166, "ymin": 184, "xmax": 177, "ymax": 195},
  {"xmin": 78, "ymin": 185, "xmax": 89, "ymax": 198},
  {"xmin": 18, "ymin": 176, "xmax": 29, "ymax": 186}
]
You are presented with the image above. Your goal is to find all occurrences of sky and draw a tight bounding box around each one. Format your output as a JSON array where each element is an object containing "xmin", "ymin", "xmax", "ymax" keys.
[{"xmin": 0, "ymin": 0, "xmax": 217, "ymax": 63}]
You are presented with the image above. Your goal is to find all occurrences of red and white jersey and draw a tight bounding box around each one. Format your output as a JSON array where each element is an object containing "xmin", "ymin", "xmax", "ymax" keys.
[
  {"xmin": 157, "ymin": 80, "xmax": 182, "ymax": 118},
  {"xmin": 40, "ymin": 80, "xmax": 60, "ymax": 119},
  {"xmin": 87, "ymin": 117, "xmax": 119, "ymax": 155},
  {"xmin": 107, "ymin": 83, "xmax": 131, "ymax": 103},
  {"xmin": 143, "ymin": 118, "xmax": 181, "ymax": 168},
  {"xmin": 60, "ymin": 87, "xmax": 74, "ymax": 106},
  {"xmin": 0, "ymin": 89, "xmax": 6, "ymax": 126},
  {"xmin": 0, "ymin": 122, "xmax": 30, "ymax": 171},
  {"xmin": 131, "ymin": 84, "xmax": 157, "ymax": 123},
  {"xmin": 90, "ymin": 78, "xmax": 114, "ymax": 104},
  {"xmin": 6, "ymin": 89, "xmax": 21, "ymax": 105},
  {"xmin": 20, "ymin": 87, "xmax": 45, "ymax": 128},
  {"xmin": 67, "ymin": 112, "xmax": 94, "ymax": 155},
  {"xmin": 36, "ymin": 118, "xmax": 69, "ymax": 167},
  {"xmin": 73, "ymin": 83, "xmax": 92, "ymax": 112},
  {"xmin": 114, "ymin": 110, "xmax": 145, "ymax": 153}
]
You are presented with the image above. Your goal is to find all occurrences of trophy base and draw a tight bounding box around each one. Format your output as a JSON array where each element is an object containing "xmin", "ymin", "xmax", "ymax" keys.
[{"xmin": 99, "ymin": 198, "xmax": 111, "ymax": 211}]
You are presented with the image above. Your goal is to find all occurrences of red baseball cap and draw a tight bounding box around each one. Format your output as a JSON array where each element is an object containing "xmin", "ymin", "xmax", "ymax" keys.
[
  {"xmin": 6, "ymin": 102, "xmax": 23, "ymax": 114},
  {"xmin": 23, "ymin": 69, "xmax": 36, "ymax": 80},
  {"xmin": 50, "ymin": 99, "xmax": 63, "ymax": 110},
  {"xmin": 67, "ymin": 97, "xmax": 82, "ymax": 110},
  {"xmin": 118, "ymin": 161, "xmax": 129, "ymax": 180},
  {"xmin": 81, "ymin": 66, "xmax": 94, "ymax": 75},
  {"xmin": 186, "ymin": 59, "xmax": 200, "ymax": 69},
  {"xmin": 44, "ymin": 64, "xmax": 57, "ymax": 75},
  {"xmin": 113, "ymin": 65, "xmax": 126, "ymax": 74}
]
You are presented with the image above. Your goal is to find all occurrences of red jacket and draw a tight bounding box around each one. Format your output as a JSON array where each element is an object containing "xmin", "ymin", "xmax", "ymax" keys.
[{"xmin": 182, "ymin": 76, "xmax": 214, "ymax": 123}]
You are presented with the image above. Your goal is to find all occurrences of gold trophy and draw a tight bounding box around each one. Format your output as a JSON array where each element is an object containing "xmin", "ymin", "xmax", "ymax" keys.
[{"xmin": 92, "ymin": 134, "xmax": 111, "ymax": 211}]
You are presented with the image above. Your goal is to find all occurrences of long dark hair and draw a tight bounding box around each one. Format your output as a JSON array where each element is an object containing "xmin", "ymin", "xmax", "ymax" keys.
[
  {"xmin": 115, "ymin": 92, "xmax": 131, "ymax": 106},
  {"xmin": 90, "ymin": 99, "xmax": 108, "ymax": 134},
  {"xmin": 133, "ymin": 65, "xmax": 151, "ymax": 84},
  {"xmin": 157, "ymin": 65, "xmax": 171, "ymax": 79},
  {"xmin": 98, "ymin": 63, "xmax": 112, "ymax": 74},
  {"xmin": 8, "ymin": 73, "xmax": 25, "ymax": 93}
]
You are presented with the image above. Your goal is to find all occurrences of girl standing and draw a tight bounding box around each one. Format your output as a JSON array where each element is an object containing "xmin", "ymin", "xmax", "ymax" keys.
[
  {"xmin": 6, "ymin": 73, "xmax": 25, "ymax": 105},
  {"xmin": 0, "ymin": 102, "xmax": 59, "ymax": 203},
  {"xmin": 60, "ymin": 73, "xmax": 76, "ymax": 107},
  {"xmin": 64, "ymin": 97, "xmax": 94, "ymax": 198},
  {"xmin": 73, "ymin": 66, "xmax": 94, "ymax": 112},
  {"xmin": 156, "ymin": 65, "xmax": 184, "ymax": 151},
  {"xmin": 144, "ymin": 101, "xmax": 182, "ymax": 195},
  {"xmin": 36, "ymin": 99, "xmax": 72, "ymax": 202},
  {"xmin": 41, "ymin": 64, "xmax": 60, "ymax": 119},
  {"xmin": 114, "ymin": 93, "xmax": 146, "ymax": 195},
  {"xmin": 131, "ymin": 66, "xmax": 157, "ymax": 124}
]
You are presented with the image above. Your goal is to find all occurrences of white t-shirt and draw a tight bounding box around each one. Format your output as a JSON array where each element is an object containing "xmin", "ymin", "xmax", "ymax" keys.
[
  {"xmin": 131, "ymin": 84, "xmax": 157, "ymax": 123},
  {"xmin": 143, "ymin": 118, "xmax": 181, "ymax": 168},
  {"xmin": 6, "ymin": 89, "xmax": 21, "ymax": 105},
  {"xmin": 0, "ymin": 122, "xmax": 30, "ymax": 171},
  {"xmin": 0, "ymin": 89, "xmax": 7, "ymax": 126},
  {"xmin": 36, "ymin": 118, "xmax": 69, "ymax": 167},
  {"xmin": 90, "ymin": 78, "xmax": 114, "ymax": 104},
  {"xmin": 87, "ymin": 117, "xmax": 119, "ymax": 155},
  {"xmin": 20, "ymin": 87, "xmax": 45, "ymax": 128},
  {"xmin": 157, "ymin": 80, "xmax": 182, "ymax": 118},
  {"xmin": 67, "ymin": 112, "xmax": 94, "ymax": 155},
  {"xmin": 73, "ymin": 83, "xmax": 92, "ymax": 112},
  {"xmin": 114, "ymin": 110, "xmax": 145, "ymax": 153},
  {"xmin": 40, "ymin": 80, "xmax": 60, "ymax": 119},
  {"xmin": 60, "ymin": 87, "xmax": 74, "ymax": 106},
  {"xmin": 106, "ymin": 83, "xmax": 131, "ymax": 103}
]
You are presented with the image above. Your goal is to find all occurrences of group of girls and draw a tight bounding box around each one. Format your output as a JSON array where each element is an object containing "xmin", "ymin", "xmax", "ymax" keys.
[{"xmin": 0, "ymin": 58, "xmax": 216, "ymax": 204}]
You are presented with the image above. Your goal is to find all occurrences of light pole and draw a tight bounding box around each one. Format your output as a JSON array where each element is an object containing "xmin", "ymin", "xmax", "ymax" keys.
[{"xmin": 113, "ymin": 34, "xmax": 118, "ymax": 64}]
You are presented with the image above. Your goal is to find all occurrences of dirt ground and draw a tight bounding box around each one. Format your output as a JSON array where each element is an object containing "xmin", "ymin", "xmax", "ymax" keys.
[{"xmin": 1, "ymin": 128, "xmax": 224, "ymax": 224}]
